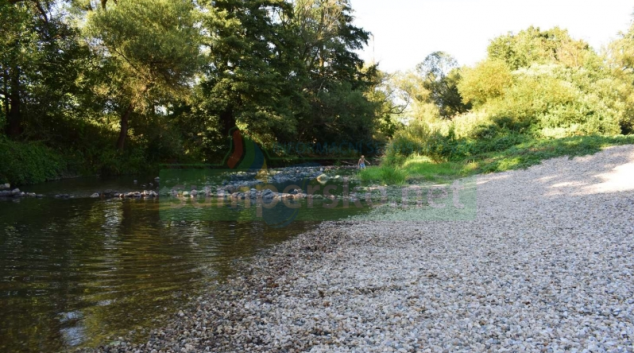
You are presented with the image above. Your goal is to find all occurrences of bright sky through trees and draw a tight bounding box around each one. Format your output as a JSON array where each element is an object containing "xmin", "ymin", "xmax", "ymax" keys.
[{"xmin": 352, "ymin": 0, "xmax": 634, "ymax": 72}]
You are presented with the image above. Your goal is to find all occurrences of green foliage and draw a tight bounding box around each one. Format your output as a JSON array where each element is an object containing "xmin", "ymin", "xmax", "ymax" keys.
[
  {"xmin": 0, "ymin": 0, "xmax": 89, "ymax": 138},
  {"xmin": 0, "ymin": 137, "xmax": 66, "ymax": 185},
  {"xmin": 368, "ymin": 134, "xmax": 634, "ymax": 185},
  {"xmin": 2, "ymin": 1, "xmax": 634, "ymax": 188},
  {"xmin": 470, "ymin": 135, "xmax": 634, "ymax": 173},
  {"xmin": 488, "ymin": 26, "xmax": 591, "ymax": 70},
  {"xmin": 390, "ymin": 52, "xmax": 470, "ymax": 121},
  {"xmin": 364, "ymin": 69, "xmax": 404, "ymax": 140},
  {"xmin": 358, "ymin": 165, "xmax": 406, "ymax": 185},
  {"xmin": 458, "ymin": 59, "xmax": 513, "ymax": 106},
  {"xmin": 0, "ymin": 0, "xmax": 385, "ymax": 185},
  {"xmin": 173, "ymin": 0, "xmax": 381, "ymax": 152},
  {"xmin": 375, "ymin": 26, "xmax": 634, "ymax": 184},
  {"xmin": 433, "ymin": 69, "xmax": 472, "ymax": 119},
  {"xmin": 416, "ymin": 52, "xmax": 471, "ymax": 119},
  {"xmin": 88, "ymin": 0, "xmax": 202, "ymax": 89},
  {"xmin": 400, "ymin": 156, "xmax": 463, "ymax": 183},
  {"xmin": 475, "ymin": 64, "xmax": 626, "ymax": 137},
  {"xmin": 390, "ymin": 70, "xmax": 439, "ymax": 123},
  {"xmin": 608, "ymin": 20, "xmax": 634, "ymax": 134},
  {"xmin": 86, "ymin": 0, "xmax": 203, "ymax": 150},
  {"xmin": 304, "ymin": 82, "xmax": 379, "ymax": 144},
  {"xmin": 385, "ymin": 118, "xmax": 531, "ymax": 164},
  {"xmin": 379, "ymin": 25, "xmax": 634, "ymax": 185}
]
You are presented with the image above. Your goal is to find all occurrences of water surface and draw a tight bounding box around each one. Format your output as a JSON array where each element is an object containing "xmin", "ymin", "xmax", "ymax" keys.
[{"xmin": 0, "ymin": 176, "xmax": 368, "ymax": 352}]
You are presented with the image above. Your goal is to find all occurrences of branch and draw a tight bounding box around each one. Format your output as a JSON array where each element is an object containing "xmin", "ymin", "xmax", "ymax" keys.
[
  {"xmin": 111, "ymin": 47, "xmax": 153, "ymax": 82},
  {"xmin": 34, "ymin": 0, "xmax": 48, "ymax": 24}
]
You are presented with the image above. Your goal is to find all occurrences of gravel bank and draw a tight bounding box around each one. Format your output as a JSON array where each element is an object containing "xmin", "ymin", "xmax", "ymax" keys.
[{"xmin": 87, "ymin": 145, "xmax": 634, "ymax": 353}]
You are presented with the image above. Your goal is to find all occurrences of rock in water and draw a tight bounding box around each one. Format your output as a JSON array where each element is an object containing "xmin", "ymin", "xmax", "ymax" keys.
[
  {"xmin": 90, "ymin": 193, "xmax": 100, "ymax": 198},
  {"xmin": 0, "ymin": 183, "xmax": 9, "ymax": 190}
]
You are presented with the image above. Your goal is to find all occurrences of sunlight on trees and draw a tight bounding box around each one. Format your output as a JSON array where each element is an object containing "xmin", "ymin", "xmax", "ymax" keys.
[{"xmin": 1, "ymin": 1, "xmax": 633, "ymax": 184}]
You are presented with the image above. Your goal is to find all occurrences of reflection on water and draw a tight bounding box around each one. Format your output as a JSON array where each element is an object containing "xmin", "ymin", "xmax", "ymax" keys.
[{"xmin": 0, "ymin": 176, "xmax": 369, "ymax": 352}]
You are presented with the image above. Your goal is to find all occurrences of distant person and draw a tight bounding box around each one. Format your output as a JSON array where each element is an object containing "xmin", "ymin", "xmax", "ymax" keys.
[{"xmin": 358, "ymin": 155, "xmax": 369, "ymax": 170}]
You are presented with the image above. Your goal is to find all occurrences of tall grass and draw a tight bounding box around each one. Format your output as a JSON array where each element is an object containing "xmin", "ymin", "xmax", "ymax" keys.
[
  {"xmin": 358, "ymin": 166, "xmax": 407, "ymax": 185},
  {"xmin": 367, "ymin": 131, "xmax": 634, "ymax": 185}
]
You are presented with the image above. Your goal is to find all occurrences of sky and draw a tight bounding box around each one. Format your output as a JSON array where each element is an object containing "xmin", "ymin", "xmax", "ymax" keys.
[{"xmin": 352, "ymin": 0, "xmax": 634, "ymax": 73}]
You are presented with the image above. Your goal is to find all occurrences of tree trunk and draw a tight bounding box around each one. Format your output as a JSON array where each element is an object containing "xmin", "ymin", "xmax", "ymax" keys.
[
  {"xmin": 116, "ymin": 104, "xmax": 134, "ymax": 151},
  {"xmin": 2, "ymin": 69, "xmax": 9, "ymax": 119},
  {"xmin": 5, "ymin": 67, "xmax": 22, "ymax": 137},
  {"xmin": 220, "ymin": 107, "xmax": 236, "ymax": 138}
]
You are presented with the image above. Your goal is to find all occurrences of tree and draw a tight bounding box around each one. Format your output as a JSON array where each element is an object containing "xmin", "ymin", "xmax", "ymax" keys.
[
  {"xmin": 458, "ymin": 59, "xmax": 513, "ymax": 106},
  {"xmin": 0, "ymin": 0, "xmax": 87, "ymax": 139},
  {"xmin": 608, "ymin": 18, "xmax": 634, "ymax": 134},
  {"xmin": 86, "ymin": 0, "xmax": 202, "ymax": 150},
  {"xmin": 488, "ymin": 26, "xmax": 592, "ymax": 70},
  {"xmin": 288, "ymin": 0, "xmax": 380, "ymax": 145},
  {"xmin": 292, "ymin": 0, "xmax": 369, "ymax": 85},
  {"xmin": 610, "ymin": 19, "xmax": 634, "ymax": 72},
  {"xmin": 415, "ymin": 52, "xmax": 470, "ymax": 119},
  {"xmin": 195, "ymin": 0, "xmax": 298, "ymax": 145},
  {"xmin": 0, "ymin": 1, "xmax": 30, "ymax": 137},
  {"xmin": 192, "ymin": 0, "xmax": 379, "ymax": 152},
  {"xmin": 390, "ymin": 52, "xmax": 470, "ymax": 121},
  {"xmin": 365, "ymin": 69, "xmax": 405, "ymax": 140},
  {"xmin": 416, "ymin": 51, "xmax": 457, "ymax": 81}
]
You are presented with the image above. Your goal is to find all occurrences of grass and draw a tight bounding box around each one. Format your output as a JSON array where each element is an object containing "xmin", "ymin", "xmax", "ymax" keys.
[
  {"xmin": 401, "ymin": 156, "xmax": 463, "ymax": 183},
  {"xmin": 359, "ymin": 135, "xmax": 634, "ymax": 185},
  {"xmin": 358, "ymin": 165, "xmax": 407, "ymax": 185}
]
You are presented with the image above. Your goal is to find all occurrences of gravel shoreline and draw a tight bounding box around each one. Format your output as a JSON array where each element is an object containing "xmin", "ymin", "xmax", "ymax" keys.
[{"xmin": 85, "ymin": 145, "xmax": 634, "ymax": 353}]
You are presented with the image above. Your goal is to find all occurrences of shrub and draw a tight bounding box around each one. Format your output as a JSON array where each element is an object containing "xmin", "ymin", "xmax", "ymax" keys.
[
  {"xmin": 0, "ymin": 137, "xmax": 67, "ymax": 185},
  {"xmin": 458, "ymin": 59, "xmax": 513, "ymax": 106}
]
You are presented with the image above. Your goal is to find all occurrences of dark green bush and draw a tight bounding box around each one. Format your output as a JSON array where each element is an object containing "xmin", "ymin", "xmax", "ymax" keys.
[{"xmin": 0, "ymin": 137, "xmax": 67, "ymax": 185}]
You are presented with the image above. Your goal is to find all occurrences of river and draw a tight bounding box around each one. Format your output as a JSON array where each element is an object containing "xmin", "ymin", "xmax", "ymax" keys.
[{"xmin": 0, "ymin": 173, "xmax": 370, "ymax": 352}]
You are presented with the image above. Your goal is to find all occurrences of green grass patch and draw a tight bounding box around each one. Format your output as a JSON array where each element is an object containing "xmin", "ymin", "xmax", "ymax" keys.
[
  {"xmin": 369, "ymin": 135, "xmax": 634, "ymax": 185},
  {"xmin": 400, "ymin": 156, "xmax": 465, "ymax": 183},
  {"xmin": 358, "ymin": 165, "xmax": 407, "ymax": 185}
]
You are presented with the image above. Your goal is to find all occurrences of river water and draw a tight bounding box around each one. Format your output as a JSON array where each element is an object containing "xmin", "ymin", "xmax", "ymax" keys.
[{"xmin": 0, "ymin": 175, "xmax": 369, "ymax": 352}]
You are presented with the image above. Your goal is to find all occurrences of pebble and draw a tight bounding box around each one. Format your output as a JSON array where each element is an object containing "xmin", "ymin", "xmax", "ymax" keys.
[{"xmin": 82, "ymin": 146, "xmax": 634, "ymax": 352}]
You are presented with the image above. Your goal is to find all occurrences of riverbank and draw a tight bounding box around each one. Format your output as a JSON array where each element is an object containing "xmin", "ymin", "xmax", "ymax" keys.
[
  {"xmin": 84, "ymin": 145, "xmax": 634, "ymax": 352},
  {"xmin": 0, "ymin": 136, "xmax": 154, "ymax": 186},
  {"xmin": 359, "ymin": 134, "xmax": 634, "ymax": 185}
]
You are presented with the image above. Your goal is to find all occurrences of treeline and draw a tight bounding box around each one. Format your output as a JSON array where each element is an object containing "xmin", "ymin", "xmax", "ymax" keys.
[
  {"xmin": 383, "ymin": 25, "xmax": 634, "ymax": 166},
  {"xmin": 0, "ymin": 0, "xmax": 395, "ymax": 184},
  {"xmin": 3, "ymin": 1, "xmax": 634, "ymax": 186}
]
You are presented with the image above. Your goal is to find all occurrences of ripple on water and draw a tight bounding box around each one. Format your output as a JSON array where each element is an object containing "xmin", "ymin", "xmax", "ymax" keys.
[
  {"xmin": 0, "ymin": 199, "xmax": 314, "ymax": 352},
  {"xmin": 0, "ymin": 175, "xmax": 371, "ymax": 352}
]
